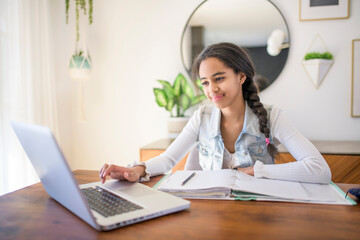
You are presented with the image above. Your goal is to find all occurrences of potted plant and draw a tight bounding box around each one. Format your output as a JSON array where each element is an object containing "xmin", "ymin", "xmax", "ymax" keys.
[
  {"xmin": 68, "ymin": 49, "xmax": 92, "ymax": 81},
  {"xmin": 66, "ymin": 0, "xmax": 93, "ymax": 81},
  {"xmin": 153, "ymin": 73, "xmax": 206, "ymax": 137},
  {"xmin": 302, "ymin": 51, "xmax": 334, "ymax": 89},
  {"xmin": 65, "ymin": 0, "xmax": 93, "ymax": 122}
]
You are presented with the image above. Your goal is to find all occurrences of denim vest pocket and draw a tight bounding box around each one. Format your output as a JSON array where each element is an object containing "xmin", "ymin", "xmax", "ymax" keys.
[
  {"xmin": 248, "ymin": 141, "xmax": 267, "ymax": 157},
  {"xmin": 246, "ymin": 140, "xmax": 274, "ymax": 164}
]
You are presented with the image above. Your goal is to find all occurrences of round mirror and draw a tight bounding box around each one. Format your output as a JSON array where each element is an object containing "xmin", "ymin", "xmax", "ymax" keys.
[{"xmin": 181, "ymin": 0, "xmax": 290, "ymax": 91}]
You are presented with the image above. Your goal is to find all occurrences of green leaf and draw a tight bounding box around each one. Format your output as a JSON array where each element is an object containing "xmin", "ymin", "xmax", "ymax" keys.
[
  {"xmin": 166, "ymin": 98, "xmax": 175, "ymax": 112},
  {"xmin": 304, "ymin": 51, "xmax": 333, "ymax": 60},
  {"xmin": 153, "ymin": 88, "xmax": 168, "ymax": 107},
  {"xmin": 182, "ymin": 79, "xmax": 194, "ymax": 99},
  {"xmin": 157, "ymin": 80, "xmax": 172, "ymax": 89},
  {"xmin": 157, "ymin": 80, "xmax": 175, "ymax": 100},
  {"xmin": 195, "ymin": 78, "xmax": 204, "ymax": 92},
  {"xmin": 322, "ymin": 52, "xmax": 333, "ymax": 60},
  {"xmin": 173, "ymin": 73, "xmax": 186, "ymax": 97},
  {"xmin": 191, "ymin": 95, "xmax": 207, "ymax": 106},
  {"xmin": 164, "ymin": 87, "xmax": 175, "ymax": 99},
  {"xmin": 180, "ymin": 94, "xmax": 191, "ymax": 111}
]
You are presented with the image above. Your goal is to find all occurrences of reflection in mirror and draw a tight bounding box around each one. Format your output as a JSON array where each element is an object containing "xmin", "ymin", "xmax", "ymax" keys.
[{"xmin": 181, "ymin": 0, "xmax": 290, "ymax": 91}]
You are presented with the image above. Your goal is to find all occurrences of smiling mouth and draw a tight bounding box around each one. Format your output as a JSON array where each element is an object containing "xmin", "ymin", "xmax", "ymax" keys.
[{"xmin": 211, "ymin": 95, "xmax": 224, "ymax": 102}]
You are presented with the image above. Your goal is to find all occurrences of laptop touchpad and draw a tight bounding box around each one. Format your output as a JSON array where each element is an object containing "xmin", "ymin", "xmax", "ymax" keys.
[{"xmin": 117, "ymin": 185, "xmax": 156, "ymax": 198}]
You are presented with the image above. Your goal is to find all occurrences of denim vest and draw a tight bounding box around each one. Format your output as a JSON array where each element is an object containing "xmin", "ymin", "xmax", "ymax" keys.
[{"xmin": 197, "ymin": 104, "xmax": 274, "ymax": 170}]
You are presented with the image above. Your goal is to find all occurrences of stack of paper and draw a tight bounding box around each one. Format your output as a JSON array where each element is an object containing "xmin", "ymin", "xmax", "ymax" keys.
[{"xmin": 156, "ymin": 170, "xmax": 356, "ymax": 205}]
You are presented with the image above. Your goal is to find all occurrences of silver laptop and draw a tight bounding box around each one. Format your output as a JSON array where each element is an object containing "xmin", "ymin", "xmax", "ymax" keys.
[{"xmin": 11, "ymin": 121, "xmax": 190, "ymax": 231}]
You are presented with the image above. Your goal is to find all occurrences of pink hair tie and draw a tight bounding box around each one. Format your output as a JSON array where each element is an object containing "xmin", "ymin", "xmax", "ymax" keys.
[{"xmin": 265, "ymin": 138, "xmax": 270, "ymax": 146}]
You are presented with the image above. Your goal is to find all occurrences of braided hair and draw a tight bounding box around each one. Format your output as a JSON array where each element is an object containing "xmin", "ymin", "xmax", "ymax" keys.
[{"xmin": 192, "ymin": 42, "xmax": 278, "ymax": 158}]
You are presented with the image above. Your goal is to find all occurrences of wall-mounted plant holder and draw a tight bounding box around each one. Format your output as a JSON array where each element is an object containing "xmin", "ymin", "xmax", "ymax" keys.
[
  {"xmin": 302, "ymin": 35, "xmax": 333, "ymax": 89},
  {"xmin": 302, "ymin": 59, "xmax": 333, "ymax": 89}
]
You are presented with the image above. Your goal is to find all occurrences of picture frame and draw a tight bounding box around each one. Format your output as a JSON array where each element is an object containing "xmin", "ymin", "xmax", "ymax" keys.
[
  {"xmin": 352, "ymin": 39, "xmax": 360, "ymax": 118},
  {"xmin": 299, "ymin": 0, "xmax": 349, "ymax": 21}
]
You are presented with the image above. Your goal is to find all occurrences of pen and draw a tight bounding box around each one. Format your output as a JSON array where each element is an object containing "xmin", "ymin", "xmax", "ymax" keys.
[{"xmin": 181, "ymin": 172, "xmax": 196, "ymax": 186}]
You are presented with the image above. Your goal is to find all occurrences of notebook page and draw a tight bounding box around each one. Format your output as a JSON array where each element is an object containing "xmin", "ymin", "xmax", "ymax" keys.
[
  {"xmin": 254, "ymin": 183, "xmax": 354, "ymax": 205},
  {"xmin": 158, "ymin": 169, "xmax": 236, "ymax": 192},
  {"xmin": 299, "ymin": 182, "xmax": 350, "ymax": 203},
  {"xmin": 233, "ymin": 172, "xmax": 310, "ymax": 200}
]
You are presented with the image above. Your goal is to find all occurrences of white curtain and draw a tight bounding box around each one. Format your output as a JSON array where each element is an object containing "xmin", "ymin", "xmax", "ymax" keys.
[{"xmin": 0, "ymin": 0, "xmax": 58, "ymax": 196}]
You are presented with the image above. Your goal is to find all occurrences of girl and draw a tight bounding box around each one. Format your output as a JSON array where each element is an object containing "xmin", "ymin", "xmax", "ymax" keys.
[{"xmin": 99, "ymin": 42, "xmax": 331, "ymax": 184}]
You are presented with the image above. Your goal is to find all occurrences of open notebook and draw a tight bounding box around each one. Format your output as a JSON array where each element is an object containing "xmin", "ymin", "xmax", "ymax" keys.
[{"xmin": 155, "ymin": 170, "xmax": 356, "ymax": 205}]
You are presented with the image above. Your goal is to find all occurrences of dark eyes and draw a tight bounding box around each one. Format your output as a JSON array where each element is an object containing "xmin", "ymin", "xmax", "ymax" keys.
[{"xmin": 201, "ymin": 77, "xmax": 224, "ymax": 86}]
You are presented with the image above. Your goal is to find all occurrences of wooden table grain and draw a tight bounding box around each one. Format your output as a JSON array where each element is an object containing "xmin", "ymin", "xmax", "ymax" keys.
[{"xmin": 0, "ymin": 170, "xmax": 359, "ymax": 240}]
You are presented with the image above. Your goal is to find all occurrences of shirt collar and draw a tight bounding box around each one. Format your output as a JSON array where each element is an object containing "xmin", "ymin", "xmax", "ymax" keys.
[
  {"xmin": 209, "ymin": 106, "xmax": 221, "ymax": 138},
  {"xmin": 242, "ymin": 103, "xmax": 262, "ymax": 137},
  {"xmin": 209, "ymin": 103, "xmax": 262, "ymax": 138}
]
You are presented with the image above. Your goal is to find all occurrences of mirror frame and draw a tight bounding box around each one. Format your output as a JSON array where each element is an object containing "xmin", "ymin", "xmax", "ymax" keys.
[{"xmin": 180, "ymin": 0, "xmax": 291, "ymax": 91}]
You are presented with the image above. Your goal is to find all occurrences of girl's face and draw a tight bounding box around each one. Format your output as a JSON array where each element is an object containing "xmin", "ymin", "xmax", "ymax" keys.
[{"xmin": 199, "ymin": 57, "xmax": 246, "ymax": 110}]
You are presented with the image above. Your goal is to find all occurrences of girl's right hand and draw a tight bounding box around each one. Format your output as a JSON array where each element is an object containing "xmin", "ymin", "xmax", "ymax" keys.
[{"xmin": 99, "ymin": 164, "xmax": 145, "ymax": 183}]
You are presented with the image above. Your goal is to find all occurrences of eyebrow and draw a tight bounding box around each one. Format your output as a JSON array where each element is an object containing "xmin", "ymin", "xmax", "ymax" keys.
[{"xmin": 200, "ymin": 72, "xmax": 226, "ymax": 80}]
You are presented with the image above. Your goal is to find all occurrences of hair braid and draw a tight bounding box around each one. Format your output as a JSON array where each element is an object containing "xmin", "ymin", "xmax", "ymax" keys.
[{"xmin": 242, "ymin": 79, "xmax": 278, "ymax": 158}]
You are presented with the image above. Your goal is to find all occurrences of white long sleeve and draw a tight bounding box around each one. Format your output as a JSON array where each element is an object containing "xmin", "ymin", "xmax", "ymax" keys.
[
  {"xmin": 144, "ymin": 110, "xmax": 202, "ymax": 176},
  {"xmin": 254, "ymin": 107, "xmax": 332, "ymax": 183}
]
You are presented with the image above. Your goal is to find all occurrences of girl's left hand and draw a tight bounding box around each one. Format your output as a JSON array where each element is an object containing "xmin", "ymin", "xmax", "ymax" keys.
[{"xmin": 237, "ymin": 166, "xmax": 254, "ymax": 176}]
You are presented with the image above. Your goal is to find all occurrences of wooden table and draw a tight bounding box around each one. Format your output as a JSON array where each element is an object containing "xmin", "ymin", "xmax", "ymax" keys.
[{"xmin": 1, "ymin": 170, "xmax": 359, "ymax": 240}]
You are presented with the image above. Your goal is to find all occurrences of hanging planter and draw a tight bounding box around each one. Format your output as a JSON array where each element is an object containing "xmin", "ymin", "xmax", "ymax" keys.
[
  {"xmin": 69, "ymin": 50, "xmax": 92, "ymax": 81},
  {"xmin": 66, "ymin": 0, "xmax": 93, "ymax": 81},
  {"xmin": 302, "ymin": 52, "xmax": 333, "ymax": 89},
  {"xmin": 66, "ymin": 0, "xmax": 93, "ymax": 122}
]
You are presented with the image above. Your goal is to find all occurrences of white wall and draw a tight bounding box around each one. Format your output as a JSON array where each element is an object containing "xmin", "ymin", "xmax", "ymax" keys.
[
  {"xmin": 49, "ymin": 0, "xmax": 360, "ymax": 171},
  {"xmin": 261, "ymin": 0, "xmax": 360, "ymax": 140}
]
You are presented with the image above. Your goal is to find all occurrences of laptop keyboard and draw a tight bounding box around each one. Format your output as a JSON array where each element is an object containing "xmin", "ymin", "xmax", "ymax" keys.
[{"xmin": 81, "ymin": 186, "xmax": 143, "ymax": 217}]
